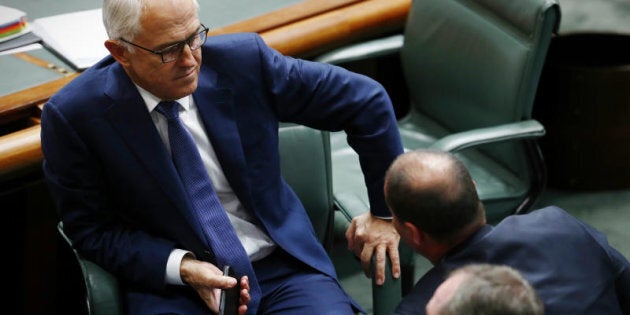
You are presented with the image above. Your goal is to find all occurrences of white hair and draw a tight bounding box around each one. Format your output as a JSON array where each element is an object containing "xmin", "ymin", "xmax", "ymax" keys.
[{"xmin": 102, "ymin": 0, "xmax": 199, "ymax": 40}]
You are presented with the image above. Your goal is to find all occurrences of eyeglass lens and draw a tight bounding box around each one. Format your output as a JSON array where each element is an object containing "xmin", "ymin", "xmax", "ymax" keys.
[{"xmin": 161, "ymin": 28, "xmax": 207, "ymax": 63}]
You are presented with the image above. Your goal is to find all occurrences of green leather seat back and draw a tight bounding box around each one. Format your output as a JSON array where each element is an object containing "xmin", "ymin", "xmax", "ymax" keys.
[
  {"xmin": 402, "ymin": 0, "xmax": 556, "ymax": 131},
  {"xmin": 278, "ymin": 124, "xmax": 334, "ymax": 248},
  {"xmin": 398, "ymin": 0, "xmax": 559, "ymax": 221}
]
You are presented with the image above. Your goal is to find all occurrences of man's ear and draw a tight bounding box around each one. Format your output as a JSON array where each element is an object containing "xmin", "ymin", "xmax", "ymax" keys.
[
  {"xmin": 105, "ymin": 39, "xmax": 130, "ymax": 66},
  {"xmin": 404, "ymin": 221, "xmax": 424, "ymax": 248}
]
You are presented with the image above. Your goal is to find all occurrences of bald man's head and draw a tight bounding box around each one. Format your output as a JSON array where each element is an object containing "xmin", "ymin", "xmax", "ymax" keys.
[{"xmin": 384, "ymin": 149, "xmax": 484, "ymax": 244}]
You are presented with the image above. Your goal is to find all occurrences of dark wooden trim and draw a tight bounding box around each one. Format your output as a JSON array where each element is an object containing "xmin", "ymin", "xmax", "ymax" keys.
[{"xmin": 208, "ymin": 0, "xmax": 363, "ymax": 35}]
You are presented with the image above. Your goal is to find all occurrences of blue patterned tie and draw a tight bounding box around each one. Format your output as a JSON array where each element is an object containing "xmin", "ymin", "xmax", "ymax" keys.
[{"xmin": 156, "ymin": 101, "xmax": 260, "ymax": 311}]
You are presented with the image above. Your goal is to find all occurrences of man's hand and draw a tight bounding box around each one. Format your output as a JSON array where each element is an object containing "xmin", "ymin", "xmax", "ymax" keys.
[
  {"xmin": 180, "ymin": 255, "xmax": 251, "ymax": 315},
  {"xmin": 345, "ymin": 212, "xmax": 401, "ymax": 285}
]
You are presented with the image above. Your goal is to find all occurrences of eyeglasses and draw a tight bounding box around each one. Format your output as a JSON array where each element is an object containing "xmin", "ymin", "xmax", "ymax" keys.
[{"xmin": 119, "ymin": 24, "xmax": 209, "ymax": 63}]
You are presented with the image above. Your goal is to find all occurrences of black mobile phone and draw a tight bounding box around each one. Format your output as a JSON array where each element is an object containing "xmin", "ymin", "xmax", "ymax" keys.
[{"xmin": 218, "ymin": 265, "xmax": 240, "ymax": 315}]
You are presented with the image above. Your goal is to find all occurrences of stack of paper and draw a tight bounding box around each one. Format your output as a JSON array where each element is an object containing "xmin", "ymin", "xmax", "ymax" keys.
[
  {"xmin": 32, "ymin": 8, "xmax": 109, "ymax": 70},
  {"xmin": 0, "ymin": 5, "xmax": 31, "ymax": 42}
]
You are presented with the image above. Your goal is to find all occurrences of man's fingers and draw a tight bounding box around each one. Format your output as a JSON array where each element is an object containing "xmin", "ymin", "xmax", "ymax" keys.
[
  {"xmin": 388, "ymin": 243, "xmax": 401, "ymax": 279},
  {"xmin": 239, "ymin": 275, "xmax": 251, "ymax": 305},
  {"xmin": 240, "ymin": 275, "xmax": 250, "ymax": 291},
  {"xmin": 360, "ymin": 243, "xmax": 376, "ymax": 278},
  {"xmin": 345, "ymin": 219, "xmax": 357, "ymax": 251},
  {"xmin": 215, "ymin": 274, "xmax": 238, "ymax": 289},
  {"xmin": 372, "ymin": 245, "xmax": 387, "ymax": 285}
]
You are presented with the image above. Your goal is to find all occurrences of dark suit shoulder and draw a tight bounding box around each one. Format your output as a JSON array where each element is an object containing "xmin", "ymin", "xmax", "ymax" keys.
[
  {"xmin": 202, "ymin": 32, "xmax": 267, "ymax": 59},
  {"xmin": 50, "ymin": 55, "xmax": 119, "ymax": 106},
  {"xmin": 496, "ymin": 205, "xmax": 580, "ymax": 232}
]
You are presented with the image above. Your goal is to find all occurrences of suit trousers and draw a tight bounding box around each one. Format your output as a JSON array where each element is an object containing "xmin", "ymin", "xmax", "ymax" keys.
[{"xmin": 253, "ymin": 247, "xmax": 358, "ymax": 315}]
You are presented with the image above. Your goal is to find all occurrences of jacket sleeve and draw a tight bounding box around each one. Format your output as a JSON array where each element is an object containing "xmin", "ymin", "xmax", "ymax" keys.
[{"xmin": 254, "ymin": 33, "xmax": 404, "ymax": 217}]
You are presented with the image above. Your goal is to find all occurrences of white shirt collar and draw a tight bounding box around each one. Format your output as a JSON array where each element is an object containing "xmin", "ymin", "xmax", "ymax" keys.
[{"xmin": 135, "ymin": 84, "xmax": 191, "ymax": 113}]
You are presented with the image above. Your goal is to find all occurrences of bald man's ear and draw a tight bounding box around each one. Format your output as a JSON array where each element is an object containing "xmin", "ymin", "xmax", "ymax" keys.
[
  {"xmin": 105, "ymin": 39, "xmax": 130, "ymax": 66},
  {"xmin": 404, "ymin": 221, "xmax": 424, "ymax": 248}
]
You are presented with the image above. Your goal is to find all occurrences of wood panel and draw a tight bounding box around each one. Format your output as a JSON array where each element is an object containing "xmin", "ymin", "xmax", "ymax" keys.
[
  {"xmin": 262, "ymin": 0, "xmax": 409, "ymax": 57},
  {"xmin": 208, "ymin": 0, "xmax": 363, "ymax": 35}
]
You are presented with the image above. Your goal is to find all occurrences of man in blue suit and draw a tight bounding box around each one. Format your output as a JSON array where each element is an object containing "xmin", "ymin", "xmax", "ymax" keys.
[
  {"xmin": 40, "ymin": 0, "xmax": 403, "ymax": 314},
  {"xmin": 385, "ymin": 149, "xmax": 630, "ymax": 315}
]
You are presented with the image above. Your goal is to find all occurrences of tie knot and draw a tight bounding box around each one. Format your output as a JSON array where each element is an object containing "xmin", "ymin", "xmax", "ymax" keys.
[{"xmin": 156, "ymin": 101, "xmax": 181, "ymax": 120}]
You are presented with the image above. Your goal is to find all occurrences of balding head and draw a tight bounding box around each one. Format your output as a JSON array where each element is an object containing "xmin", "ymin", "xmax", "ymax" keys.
[{"xmin": 384, "ymin": 149, "xmax": 484, "ymax": 245}]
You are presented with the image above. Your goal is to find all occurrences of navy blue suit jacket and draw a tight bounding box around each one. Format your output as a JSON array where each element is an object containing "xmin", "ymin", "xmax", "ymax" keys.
[
  {"xmin": 41, "ymin": 33, "xmax": 403, "ymax": 314},
  {"xmin": 394, "ymin": 206, "xmax": 630, "ymax": 315}
]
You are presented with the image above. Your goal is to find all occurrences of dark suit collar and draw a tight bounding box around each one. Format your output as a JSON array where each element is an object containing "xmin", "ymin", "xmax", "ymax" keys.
[{"xmin": 442, "ymin": 224, "xmax": 493, "ymax": 262}]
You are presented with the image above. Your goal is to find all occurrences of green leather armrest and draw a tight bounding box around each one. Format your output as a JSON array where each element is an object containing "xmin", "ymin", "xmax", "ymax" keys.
[
  {"xmin": 80, "ymin": 259, "xmax": 122, "ymax": 315},
  {"xmin": 333, "ymin": 192, "xmax": 407, "ymax": 314},
  {"xmin": 429, "ymin": 120, "xmax": 546, "ymax": 153},
  {"xmin": 314, "ymin": 34, "xmax": 404, "ymax": 64},
  {"xmin": 58, "ymin": 222, "xmax": 122, "ymax": 315}
]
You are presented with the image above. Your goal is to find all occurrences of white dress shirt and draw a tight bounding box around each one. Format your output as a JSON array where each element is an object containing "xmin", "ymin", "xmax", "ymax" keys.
[{"xmin": 137, "ymin": 86, "xmax": 276, "ymax": 285}]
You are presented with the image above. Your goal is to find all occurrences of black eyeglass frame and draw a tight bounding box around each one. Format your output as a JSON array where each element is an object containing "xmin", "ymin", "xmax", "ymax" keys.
[{"xmin": 119, "ymin": 24, "xmax": 209, "ymax": 63}]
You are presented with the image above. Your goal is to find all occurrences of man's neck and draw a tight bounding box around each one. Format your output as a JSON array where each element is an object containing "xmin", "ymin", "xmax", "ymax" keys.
[{"xmin": 426, "ymin": 220, "xmax": 486, "ymax": 265}]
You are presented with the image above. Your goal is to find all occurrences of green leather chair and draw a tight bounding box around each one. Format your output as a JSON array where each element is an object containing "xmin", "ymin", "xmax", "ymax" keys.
[
  {"xmin": 316, "ymin": 0, "xmax": 560, "ymax": 230},
  {"xmin": 315, "ymin": 0, "xmax": 560, "ymax": 293},
  {"xmin": 57, "ymin": 124, "xmax": 401, "ymax": 315},
  {"xmin": 58, "ymin": 221, "xmax": 122, "ymax": 315},
  {"xmin": 277, "ymin": 124, "xmax": 401, "ymax": 315}
]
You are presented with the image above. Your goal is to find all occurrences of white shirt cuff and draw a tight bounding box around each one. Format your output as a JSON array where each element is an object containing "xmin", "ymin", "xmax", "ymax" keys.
[{"xmin": 165, "ymin": 248, "xmax": 194, "ymax": 286}]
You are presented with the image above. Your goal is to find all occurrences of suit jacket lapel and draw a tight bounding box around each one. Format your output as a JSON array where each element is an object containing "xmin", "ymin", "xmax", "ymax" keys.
[
  {"xmin": 102, "ymin": 64, "xmax": 254, "ymax": 231},
  {"xmin": 103, "ymin": 66, "xmax": 191, "ymax": 217},
  {"xmin": 193, "ymin": 72, "xmax": 254, "ymax": 212}
]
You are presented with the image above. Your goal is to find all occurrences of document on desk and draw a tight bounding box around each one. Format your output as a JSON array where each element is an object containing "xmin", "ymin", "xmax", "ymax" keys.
[
  {"xmin": 0, "ymin": 5, "xmax": 30, "ymax": 42},
  {"xmin": 0, "ymin": 5, "xmax": 40, "ymax": 53},
  {"xmin": 32, "ymin": 8, "xmax": 108, "ymax": 71},
  {"xmin": 0, "ymin": 47, "xmax": 73, "ymax": 96}
]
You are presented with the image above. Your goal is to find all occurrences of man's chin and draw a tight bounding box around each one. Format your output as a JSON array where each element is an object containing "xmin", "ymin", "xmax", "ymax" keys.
[{"xmin": 171, "ymin": 81, "xmax": 198, "ymax": 100}]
